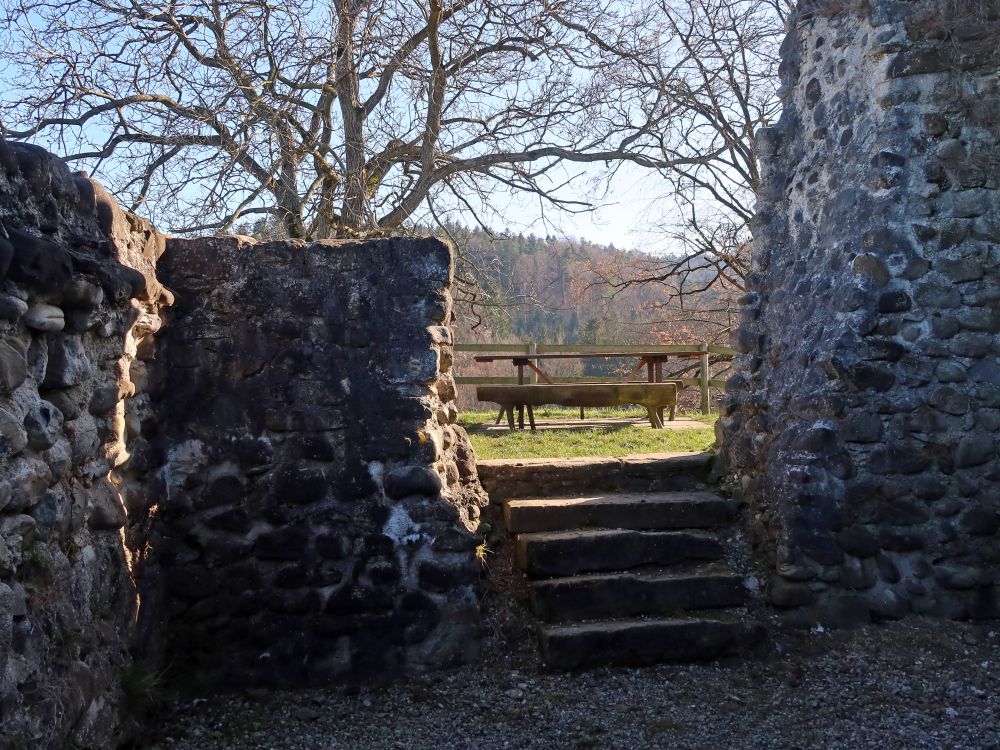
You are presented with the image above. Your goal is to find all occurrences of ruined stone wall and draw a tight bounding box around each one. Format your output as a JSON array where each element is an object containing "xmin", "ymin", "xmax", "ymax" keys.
[
  {"xmin": 0, "ymin": 138, "xmax": 487, "ymax": 743},
  {"xmin": 138, "ymin": 235, "xmax": 487, "ymax": 686},
  {"xmin": 0, "ymin": 139, "xmax": 169, "ymax": 748},
  {"xmin": 720, "ymin": 0, "xmax": 1000, "ymax": 626}
]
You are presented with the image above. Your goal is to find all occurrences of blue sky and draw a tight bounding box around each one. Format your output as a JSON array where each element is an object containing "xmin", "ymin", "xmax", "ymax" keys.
[{"xmin": 436, "ymin": 159, "xmax": 681, "ymax": 254}]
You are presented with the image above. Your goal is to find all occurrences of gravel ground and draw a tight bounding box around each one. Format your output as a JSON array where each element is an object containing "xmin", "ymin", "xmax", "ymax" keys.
[{"xmin": 147, "ymin": 548, "xmax": 1000, "ymax": 750}]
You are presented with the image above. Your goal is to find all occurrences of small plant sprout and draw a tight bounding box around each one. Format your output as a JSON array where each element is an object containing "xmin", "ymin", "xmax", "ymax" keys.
[{"xmin": 475, "ymin": 542, "xmax": 493, "ymax": 568}]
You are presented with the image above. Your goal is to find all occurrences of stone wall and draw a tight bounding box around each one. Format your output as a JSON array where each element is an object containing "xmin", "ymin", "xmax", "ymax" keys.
[
  {"xmin": 0, "ymin": 139, "xmax": 487, "ymax": 743},
  {"xmin": 719, "ymin": 0, "xmax": 1000, "ymax": 626},
  {"xmin": 0, "ymin": 138, "xmax": 169, "ymax": 747},
  {"xmin": 137, "ymin": 235, "xmax": 487, "ymax": 686}
]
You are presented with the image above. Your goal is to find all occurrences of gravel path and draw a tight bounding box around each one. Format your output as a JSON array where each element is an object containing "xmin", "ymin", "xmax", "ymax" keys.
[{"xmin": 148, "ymin": 615, "xmax": 1000, "ymax": 750}]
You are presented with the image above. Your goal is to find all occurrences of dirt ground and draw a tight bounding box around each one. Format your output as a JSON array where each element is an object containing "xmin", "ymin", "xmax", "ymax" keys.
[{"xmin": 149, "ymin": 545, "xmax": 1000, "ymax": 750}]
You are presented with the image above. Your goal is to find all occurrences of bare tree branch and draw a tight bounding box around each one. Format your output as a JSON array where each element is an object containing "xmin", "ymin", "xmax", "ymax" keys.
[
  {"xmin": 0, "ymin": 0, "xmax": 718, "ymax": 240},
  {"xmin": 582, "ymin": 0, "xmax": 790, "ymax": 337}
]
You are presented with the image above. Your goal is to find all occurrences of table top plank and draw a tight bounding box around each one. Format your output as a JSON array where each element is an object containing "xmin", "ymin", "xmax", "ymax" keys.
[{"xmin": 473, "ymin": 352, "xmax": 703, "ymax": 362}]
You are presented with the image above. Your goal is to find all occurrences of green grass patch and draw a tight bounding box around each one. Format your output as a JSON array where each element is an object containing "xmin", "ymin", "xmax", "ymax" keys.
[
  {"xmin": 468, "ymin": 426, "xmax": 715, "ymax": 460},
  {"xmin": 462, "ymin": 416, "xmax": 716, "ymax": 460}
]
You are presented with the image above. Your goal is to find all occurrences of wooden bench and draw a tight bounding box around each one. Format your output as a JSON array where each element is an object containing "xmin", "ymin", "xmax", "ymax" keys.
[{"xmin": 476, "ymin": 382, "xmax": 679, "ymax": 430}]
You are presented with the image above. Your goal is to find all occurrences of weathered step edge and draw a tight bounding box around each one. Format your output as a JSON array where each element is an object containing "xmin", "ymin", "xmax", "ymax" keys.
[
  {"xmin": 538, "ymin": 617, "xmax": 766, "ymax": 669},
  {"xmin": 515, "ymin": 529, "xmax": 724, "ymax": 578},
  {"xmin": 504, "ymin": 491, "xmax": 736, "ymax": 534},
  {"xmin": 479, "ymin": 452, "xmax": 715, "ymax": 502},
  {"xmin": 531, "ymin": 568, "xmax": 749, "ymax": 622}
]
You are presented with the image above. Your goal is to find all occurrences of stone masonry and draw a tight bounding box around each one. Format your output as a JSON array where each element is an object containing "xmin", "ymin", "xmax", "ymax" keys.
[
  {"xmin": 136, "ymin": 235, "xmax": 488, "ymax": 687},
  {"xmin": 719, "ymin": 0, "xmax": 1000, "ymax": 626},
  {"xmin": 0, "ymin": 139, "xmax": 487, "ymax": 747},
  {"xmin": 0, "ymin": 138, "xmax": 170, "ymax": 748}
]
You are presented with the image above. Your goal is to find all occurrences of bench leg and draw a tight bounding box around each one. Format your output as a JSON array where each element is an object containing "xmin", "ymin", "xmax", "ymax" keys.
[
  {"xmin": 669, "ymin": 404, "xmax": 676, "ymax": 421},
  {"xmin": 580, "ymin": 407, "xmax": 585, "ymax": 420},
  {"xmin": 517, "ymin": 404, "xmax": 525, "ymax": 430},
  {"xmin": 505, "ymin": 407, "xmax": 516, "ymax": 431},
  {"xmin": 494, "ymin": 408, "xmax": 505, "ymax": 426},
  {"xmin": 527, "ymin": 405, "xmax": 536, "ymax": 431},
  {"xmin": 646, "ymin": 407, "xmax": 664, "ymax": 429}
]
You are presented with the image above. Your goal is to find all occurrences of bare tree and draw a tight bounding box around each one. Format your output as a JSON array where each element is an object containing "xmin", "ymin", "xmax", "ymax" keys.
[
  {"xmin": 586, "ymin": 0, "xmax": 793, "ymax": 332},
  {"xmin": 0, "ymin": 0, "xmax": 702, "ymax": 239}
]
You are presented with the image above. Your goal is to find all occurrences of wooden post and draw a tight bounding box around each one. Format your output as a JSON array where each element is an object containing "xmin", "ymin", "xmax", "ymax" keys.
[
  {"xmin": 516, "ymin": 359, "xmax": 525, "ymax": 429},
  {"xmin": 699, "ymin": 343, "xmax": 710, "ymax": 415},
  {"xmin": 522, "ymin": 342, "xmax": 534, "ymax": 430},
  {"xmin": 653, "ymin": 358, "xmax": 664, "ymax": 424}
]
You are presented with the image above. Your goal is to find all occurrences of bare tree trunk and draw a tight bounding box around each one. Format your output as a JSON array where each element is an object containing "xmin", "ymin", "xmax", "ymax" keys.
[
  {"xmin": 336, "ymin": 1, "xmax": 367, "ymax": 232},
  {"xmin": 276, "ymin": 126, "xmax": 306, "ymax": 239}
]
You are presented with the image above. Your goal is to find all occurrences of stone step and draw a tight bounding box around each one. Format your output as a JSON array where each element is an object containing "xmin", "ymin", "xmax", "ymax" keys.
[
  {"xmin": 479, "ymin": 452, "xmax": 713, "ymax": 502},
  {"xmin": 504, "ymin": 491, "xmax": 735, "ymax": 534},
  {"xmin": 530, "ymin": 565, "xmax": 748, "ymax": 622},
  {"xmin": 515, "ymin": 529, "xmax": 724, "ymax": 578},
  {"xmin": 538, "ymin": 616, "xmax": 766, "ymax": 669}
]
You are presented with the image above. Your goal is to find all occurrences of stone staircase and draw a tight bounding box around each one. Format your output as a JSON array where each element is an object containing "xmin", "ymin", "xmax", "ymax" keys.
[{"xmin": 487, "ymin": 454, "xmax": 765, "ymax": 669}]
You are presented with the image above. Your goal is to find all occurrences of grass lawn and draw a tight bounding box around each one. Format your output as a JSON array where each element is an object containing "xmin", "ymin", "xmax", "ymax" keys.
[{"xmin": 459, "ymin": 407, "xmax": 717, "ymax": 460}]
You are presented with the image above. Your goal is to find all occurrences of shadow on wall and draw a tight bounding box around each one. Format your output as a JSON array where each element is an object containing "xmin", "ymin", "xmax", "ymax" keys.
[
  {"xmin": 0, "ymin": 137, "xmax": 171, "ymax": 748},
  {"xmin": 133, "ymin": 237, "xmax": 489, "ymax": 686}
]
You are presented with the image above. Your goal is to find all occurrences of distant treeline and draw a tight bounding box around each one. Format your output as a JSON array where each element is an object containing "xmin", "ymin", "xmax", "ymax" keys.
[{"xmin": 431, "ymin": 223, "xmax": 735, "ymax": 350}]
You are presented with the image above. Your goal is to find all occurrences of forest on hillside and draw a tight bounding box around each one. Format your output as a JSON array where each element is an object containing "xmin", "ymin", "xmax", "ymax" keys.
[
  {"xmin": 443, "ymin": 224, "xmax": 740, "ymax": 347},
  {"xmin": 437, "ymin": 224, "xmax": 742, "ymax": 408}
]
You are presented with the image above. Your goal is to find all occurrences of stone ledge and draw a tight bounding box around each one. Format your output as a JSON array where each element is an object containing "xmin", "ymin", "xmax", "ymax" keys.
[{"xmin": 478, "ymin": 451, "xmax": 715, "ymax": 502}]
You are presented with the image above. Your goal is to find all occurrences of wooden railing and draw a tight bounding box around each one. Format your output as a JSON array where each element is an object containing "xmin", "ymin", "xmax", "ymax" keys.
[{"xmin": 453, "ymin": 342, "xmax": 735, "ymax": 414}]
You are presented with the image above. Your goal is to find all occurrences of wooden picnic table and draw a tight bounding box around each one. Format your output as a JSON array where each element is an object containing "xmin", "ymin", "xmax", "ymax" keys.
[
  {"xmin": 473, "ymin": 351, "xmax": 702, "ymax": 385},
  {"xmin": 473, "ymin": 351, "xmax": 698, "ymax": 429}
]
